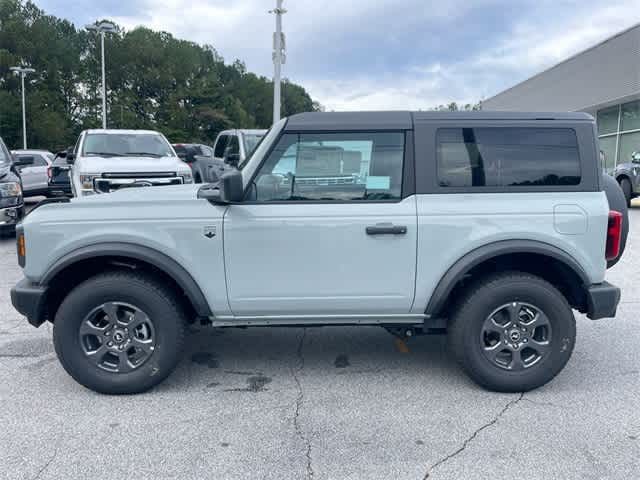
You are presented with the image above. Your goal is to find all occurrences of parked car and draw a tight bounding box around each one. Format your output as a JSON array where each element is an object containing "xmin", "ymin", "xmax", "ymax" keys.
[
  {"xmin": 66, "ymin": 129, "xmax": 193, "ymax": 196},
  {"xmin": 173, "ymin": 143, "xmax": 230, "ymax": 183},
  {"xmin": 11, "ymin": 111, "xmax": 627, "ymax": 395},
  {"xmin": 47, "ymin": 150, "xmax": 73, "ymax": 197},
  {"xmin": 0, "ymin": 138, "xmax": 32, "ymax": 235},
  {"xmin": 212, "ymin": 129, "xmax": 266, "ymax": 167},
  {"xmin": 611, "ymin": 151, "xmax": 640, "ymax": 206},
  {"xmin": 11, "ymin": 149, "xmax": 53, "ymax": 197}
]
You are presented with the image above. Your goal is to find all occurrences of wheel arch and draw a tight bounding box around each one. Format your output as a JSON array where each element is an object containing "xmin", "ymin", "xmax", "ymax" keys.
[
  {"xmin": 616, "ymin": 173, "xmax": 631, "ymax": 184},
  {"xmin": 41, "ymin": 242, "xmax": 212, "ymax": 322},
  {"xmin": 425, "ymin": 240, "xmax": 590, "ymax": 319}
]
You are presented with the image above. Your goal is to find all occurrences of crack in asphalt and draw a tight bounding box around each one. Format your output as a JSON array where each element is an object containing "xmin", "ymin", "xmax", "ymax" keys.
[
  {"xmin": 292, "ymin": 329, "xmax": 314, "ymax": 479},
  {"xmin": 423, "ymin": 392, "xmax": 524, "ymax": 479},
  {"xmin": 31, "ymin": 449, "xmax": 57, "ymax": 480}
]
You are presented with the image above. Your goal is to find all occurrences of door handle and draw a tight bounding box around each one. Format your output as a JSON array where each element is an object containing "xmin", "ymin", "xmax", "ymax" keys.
[{"xmin": 366, "ymin": 223, "xmax": 407, "ymax": 235}]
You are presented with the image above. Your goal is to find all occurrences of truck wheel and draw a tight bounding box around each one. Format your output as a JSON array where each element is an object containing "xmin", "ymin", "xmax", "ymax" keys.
[
  {"xmin": 619, "ymin": 178, "xmax": 632, "ymax": 207},
  {"xmin": 53, "ymin": 271, "xmax": 187, "ymax": 394},
  {"xmin": 448, "ymin": 272, "xmax": 575, "ymax": 392}
]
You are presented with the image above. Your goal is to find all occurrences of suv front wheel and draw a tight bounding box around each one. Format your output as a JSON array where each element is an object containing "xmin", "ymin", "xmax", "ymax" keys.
[
  {"xmin": 448, "ymin": 272, "xmax": 576, "ymax": 392},
  {"xmin": 53, "ymin": 271, "xmax": 187, "ymax": 394}
]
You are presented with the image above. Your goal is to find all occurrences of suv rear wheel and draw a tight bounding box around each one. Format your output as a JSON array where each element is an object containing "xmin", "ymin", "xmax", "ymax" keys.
[
  {"xmin": 448, "ymin": 272, "xmax": 576, "ymax": 392},
  {"xmin": 53, "ymin": 271, "xmax": 187, "ymax": 394}
]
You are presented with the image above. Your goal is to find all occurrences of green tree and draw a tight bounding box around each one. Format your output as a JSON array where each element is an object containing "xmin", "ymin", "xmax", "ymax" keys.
[{"xmin": 0, "ymin": 0, "xmax": 320, "ymax": 150}]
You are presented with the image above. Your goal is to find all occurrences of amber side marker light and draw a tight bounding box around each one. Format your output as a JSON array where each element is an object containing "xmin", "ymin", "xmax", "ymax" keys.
[{"xmin": 16, "ymin": 231, "xmax": 26, "ymax": 267}]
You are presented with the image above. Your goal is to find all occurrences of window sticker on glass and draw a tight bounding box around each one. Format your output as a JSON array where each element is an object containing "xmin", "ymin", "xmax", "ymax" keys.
[{"xmin": 366, "ymin": 176, "xmax": 391, "ymax": 190}]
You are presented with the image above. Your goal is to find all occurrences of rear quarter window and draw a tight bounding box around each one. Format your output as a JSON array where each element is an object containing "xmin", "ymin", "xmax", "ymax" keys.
[{"xmin": 437, "ymin": 127, "xmax": 581, "ymax": 188}]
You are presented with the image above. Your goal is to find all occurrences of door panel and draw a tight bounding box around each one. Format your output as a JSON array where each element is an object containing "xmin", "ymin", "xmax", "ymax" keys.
[
  {"xmin": 223, "ymin": 197, "xmax": 417, "ymax": 316},
  {"xmin": 19, "ymin": 155, "xmax": 48, "ymax": 193}
]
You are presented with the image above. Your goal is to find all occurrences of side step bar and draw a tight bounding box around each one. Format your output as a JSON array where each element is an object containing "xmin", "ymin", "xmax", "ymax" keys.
[{"xmin": 209, "ymin": 313, "xmax": 428, "ymax": 328}]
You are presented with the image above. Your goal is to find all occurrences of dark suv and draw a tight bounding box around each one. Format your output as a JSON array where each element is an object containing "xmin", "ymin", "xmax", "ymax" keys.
[
  {"xmin": 612, "ymin": 151, "xmax": 640, "ymax": 206},
  {"xmin": 0, "ymin": 137, "xmax": 32, "ymax": 235}
]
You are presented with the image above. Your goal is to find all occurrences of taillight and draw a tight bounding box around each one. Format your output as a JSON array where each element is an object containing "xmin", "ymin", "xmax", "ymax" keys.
[
  {"xmin": 47, "ymin": 166, "xmax": 52, "ymax": 180},
  {"xmin": 606, "ymin": 210, "xmax": 622, "ymax": 261}
]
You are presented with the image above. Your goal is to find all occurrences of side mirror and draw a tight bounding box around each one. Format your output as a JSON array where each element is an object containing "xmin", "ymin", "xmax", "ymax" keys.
[
  {"xmin": 198, "ymin": 170, "xmax": 243, "ymax": 203},
  {"xmin": 12, "ymin": 155, "xmax": 34, "ymax": 167},
  {"xmin": 66, "ymin": 147, "xmax": 75, "ymax": 164},
  {"xmin": 184, "ymin": 146, "xmax": 198, "ymax": 162}
]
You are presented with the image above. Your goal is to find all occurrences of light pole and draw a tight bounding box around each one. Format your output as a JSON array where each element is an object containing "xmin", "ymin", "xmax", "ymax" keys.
[
  {"xmin": 86, "ymin": 21, "xmax": 117, "ymax": 129},
  {"xmin": 269, "ymin": 0, "xmax": 286, "ymax": 124},
  {"xmin": 10, "ymin": 66, "xmax": 36, "ymax": 149}
]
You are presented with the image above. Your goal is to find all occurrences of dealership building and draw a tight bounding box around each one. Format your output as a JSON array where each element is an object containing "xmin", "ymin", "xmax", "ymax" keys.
[{"xmin": 483, "ymin": 23, "xmax": 640, "ymax": 172}]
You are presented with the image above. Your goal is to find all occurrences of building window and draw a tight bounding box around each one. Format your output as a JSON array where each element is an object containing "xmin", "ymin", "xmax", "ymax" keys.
[
  {"xmin": 599, "ymin": 136, "xmax": 617, "ymax": 173},
  {"xmin": 619, "ymin": 131, "xmax": 640, "ymax": 165},
  {"xmin": 621, "ymin": 100, "xmax": 640, "ymax": 132},
  {"xmin": 596, "ymin": 100, "xmax": 640, "ymax": 170},
  {"xmin": 597, "ymin": 105, "xmax": 620, "ymax": 135}
]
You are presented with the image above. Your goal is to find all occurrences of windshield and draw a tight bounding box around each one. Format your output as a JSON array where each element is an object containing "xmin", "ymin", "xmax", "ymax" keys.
[
  {"xmin": 243, "ymin": 134, "xmax": 265, "ymax": 157},
  {"xmin": 82, "ymin": 133, "xmax": 175, "ymax": 158}
]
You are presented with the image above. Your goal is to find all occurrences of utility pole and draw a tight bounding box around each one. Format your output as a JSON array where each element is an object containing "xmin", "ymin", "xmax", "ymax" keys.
[
  {"xmin": 86, "ymin": 21, "xmax": 117, "ymax": 129},
  {"xmin": 270, "ymin": 0, "xmax": 286, "ymax": 124},
  {"xmin": 10, "ymin": 66, "xmax": 36, "ymax": 149}
]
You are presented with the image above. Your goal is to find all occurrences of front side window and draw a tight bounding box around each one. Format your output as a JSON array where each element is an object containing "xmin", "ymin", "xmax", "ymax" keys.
[
  {"xmin": 437, "ymin": 127, "xmax": 581, "ymax": 188},
  {"xmin": 22, "ymin": 154, "xmax": 48, "ymax": 167},
  {"xmin": 252, "ymin": 131, "xmax": 405, "ymax": 202},
  {"xmin": 82, "ymin": 133, "xmax": 174, "ymax": 158}
]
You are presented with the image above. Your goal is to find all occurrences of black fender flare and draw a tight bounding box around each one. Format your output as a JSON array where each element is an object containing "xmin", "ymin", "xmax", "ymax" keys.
[
  {"xmin": 425, "ymin": 240, "xmax": 590, "ymax": 317},
  {"xmin": 40, "ymin": 242, "xmax": 212, "ymax": 317}
]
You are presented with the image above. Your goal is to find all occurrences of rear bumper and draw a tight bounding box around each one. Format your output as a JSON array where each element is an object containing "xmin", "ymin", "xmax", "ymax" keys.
[
  {"xmin": 48, "ymin": 183, "xmax": 72, "ymax": 197},
  {"xmin": 586, "ymin": 281, "xmax": 621, "ymax": 320},
  {"xmin": 10, "ymin": 278, "xmax": 48, "ymax": 327}
]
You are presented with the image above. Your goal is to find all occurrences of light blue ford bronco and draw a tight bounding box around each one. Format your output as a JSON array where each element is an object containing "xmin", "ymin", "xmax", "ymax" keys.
[{"xmin": 11, "ymin": 111, "xmax": 627, "ymax": 394}]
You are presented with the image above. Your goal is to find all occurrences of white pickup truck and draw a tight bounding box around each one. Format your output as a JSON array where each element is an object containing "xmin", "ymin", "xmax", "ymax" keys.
[{"xmin": 67, "ymin": 129, "xmax": 193, "ymax": 196}]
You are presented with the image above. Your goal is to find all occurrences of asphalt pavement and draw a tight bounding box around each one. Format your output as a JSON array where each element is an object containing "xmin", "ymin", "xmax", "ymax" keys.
[{"xmin": 1, "ymin": 198, "xmax": 639, "ymax": 479}]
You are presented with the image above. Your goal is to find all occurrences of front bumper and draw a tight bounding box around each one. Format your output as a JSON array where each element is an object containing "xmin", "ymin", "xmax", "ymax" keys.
[
  {"xmin": 0, "ymin": 204, "xmax": 25, "ymax": 233},
  {"xmin": 10, "ymin": 278, "xmax": 48, "ymax": 327},
  {"xmin": 586, "ymin": 281, "xmax": 621, "ymax": 320}
]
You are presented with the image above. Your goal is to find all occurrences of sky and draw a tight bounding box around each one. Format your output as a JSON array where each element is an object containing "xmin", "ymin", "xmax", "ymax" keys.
[{"xmin": 37, "ymin": 0, "xmax": 640, "ymax": 111}]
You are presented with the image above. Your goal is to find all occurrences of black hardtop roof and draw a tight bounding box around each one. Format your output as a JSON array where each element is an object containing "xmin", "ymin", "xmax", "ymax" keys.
[{"xmin": 285, "ymin": 111, "xmax": 594, "ymax": 131}]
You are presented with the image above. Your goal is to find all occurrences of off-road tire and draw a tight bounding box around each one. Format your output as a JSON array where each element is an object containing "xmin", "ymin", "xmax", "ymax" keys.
[
  {"xmin": 448, "ymin": 271, "xmax": 576, "ymax": 392},
  {"xmin": 53, "ymin": 271, "xmax": 187, "ymax": 394}
]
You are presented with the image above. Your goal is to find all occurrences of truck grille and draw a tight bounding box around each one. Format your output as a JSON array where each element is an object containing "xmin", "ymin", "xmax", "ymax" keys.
[{"xmin": 94, "ymin": 172, "xmax": 183, "ymax": 193}]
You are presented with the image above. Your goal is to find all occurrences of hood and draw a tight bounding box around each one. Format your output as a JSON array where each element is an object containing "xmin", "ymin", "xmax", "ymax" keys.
[
  {"xmin": 76, "ymin": 156, "xmax": 189, "ymax": 173},
  {"xmin": 74, "ymin": 183, "xmax": 202, "ymax": 203}
]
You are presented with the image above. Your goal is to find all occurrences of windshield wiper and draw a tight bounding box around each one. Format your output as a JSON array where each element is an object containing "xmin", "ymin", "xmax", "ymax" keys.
[
  {"xmin": 85, "ymin": 152, "xmax": 119, "ymax": 157},
  {"xmin": 123, "ymin": 152, "xmax": 164, "ymax": 157}
]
